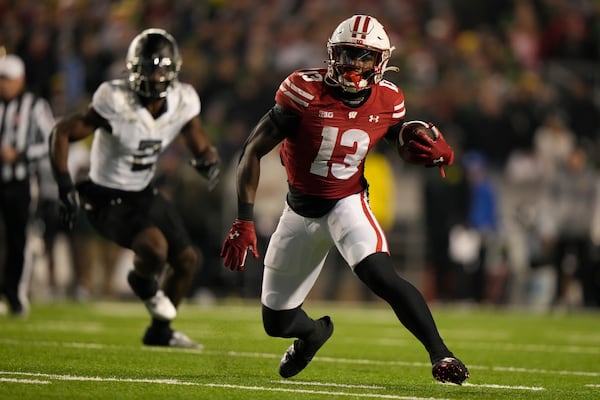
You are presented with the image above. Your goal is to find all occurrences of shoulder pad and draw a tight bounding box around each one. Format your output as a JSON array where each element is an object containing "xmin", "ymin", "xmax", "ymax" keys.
[{"xmin": 275, "ymin": 69, "xmax": 325, "ymax": 112}]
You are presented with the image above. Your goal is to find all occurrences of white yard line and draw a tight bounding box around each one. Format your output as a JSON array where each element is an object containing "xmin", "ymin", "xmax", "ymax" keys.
[
  {"xmin": 336, "ymin": 337, "xmax": 600, "ymax": 355},
  {"xmin": 0, "ymin": 371, "xmax": 445, "ymax": 399},
  {"xmin": 0, "ymin": 377, "xmax": 50, "ymax": 384},
  {"xmin": 274, "ymin": 379, "xmax": 386, "ymax": 389},
  {"xmin": 462, "ymin": 382, "xmax": 544, "ymax": 391},
  {"xmin": 204, "ymin": 383, "xmax": 451, "ymax": 400},
  {"xmin": 1, "ymin": 338, "xmax": 599, "ymax": 380},
  {"xmin": 0, "ymin": 371, "xmax": 551, "ymax": 398}
]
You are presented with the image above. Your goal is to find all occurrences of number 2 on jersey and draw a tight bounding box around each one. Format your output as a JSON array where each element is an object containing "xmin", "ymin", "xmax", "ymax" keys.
[
  {"xmin": 309, "ymin": 126, "xmax": 370, "ymax": 180},
  {"xmin": 132, "ymin": 140, "xmax": 162, "ymax": 171}
]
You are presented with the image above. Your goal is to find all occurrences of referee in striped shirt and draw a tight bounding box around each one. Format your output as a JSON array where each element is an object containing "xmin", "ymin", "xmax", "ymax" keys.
[{"xmin": 0, "ymin": 54, "xmax": 55, "ymax": 316}]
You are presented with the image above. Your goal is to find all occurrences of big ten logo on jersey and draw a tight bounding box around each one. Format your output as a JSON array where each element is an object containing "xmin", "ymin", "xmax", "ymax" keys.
[{"xmin": 319, "ymin": 110, "xmax": 334, "ymax": 118}]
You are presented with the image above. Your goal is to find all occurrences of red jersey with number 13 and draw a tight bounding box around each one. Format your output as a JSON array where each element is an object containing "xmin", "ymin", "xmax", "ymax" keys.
[{"xmin": 275, "ymin": 68, "xmax": 406, "ymax": 199}]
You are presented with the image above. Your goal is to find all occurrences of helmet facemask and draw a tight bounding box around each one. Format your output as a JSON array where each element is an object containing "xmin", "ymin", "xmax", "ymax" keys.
[
  {"xmin": 126, "ymin": 29, "xmax": 181, "ymax": 99},
  {"xmin": 328, "ymin": 45, "xmax": 385, "ymax": 93}
]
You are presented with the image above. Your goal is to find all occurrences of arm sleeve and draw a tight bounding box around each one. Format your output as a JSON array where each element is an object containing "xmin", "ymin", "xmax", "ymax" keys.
[{"xmin": 383, "ymin": 120, "xmax": 403, "ymax": 145}]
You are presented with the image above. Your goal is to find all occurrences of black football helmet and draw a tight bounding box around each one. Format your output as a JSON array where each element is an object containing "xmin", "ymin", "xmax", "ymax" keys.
[{"xmin": 126, "ymin": 28, "xmax": 181, "ymax": 99}]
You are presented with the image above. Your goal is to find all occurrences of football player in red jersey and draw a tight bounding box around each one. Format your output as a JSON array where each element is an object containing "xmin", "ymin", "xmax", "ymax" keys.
[{"xmin": 220, "ymin": 15, "xmax": 468, "ymax": 384}]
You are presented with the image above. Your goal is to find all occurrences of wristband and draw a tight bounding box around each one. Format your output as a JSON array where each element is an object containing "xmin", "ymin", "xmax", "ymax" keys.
[{"xmin": 238, "ymin": 201, "xmax": 254, "ymax": 221}]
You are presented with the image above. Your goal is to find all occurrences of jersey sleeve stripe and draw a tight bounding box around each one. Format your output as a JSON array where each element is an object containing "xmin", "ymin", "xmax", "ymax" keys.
[
  {"xmin": 284, "ymin": 78, "xmax": 315, "ymax": 100},
  {"xmin": 392, "ymin": 101, "xmax": 406, "ymax": 119},
  {"xmin": 279, "ymin": 84, "xmax": 310, "ymax": 108},
  {"xmin": 392, "ymin": 109, "xmax": 406, "ymax": 119}
]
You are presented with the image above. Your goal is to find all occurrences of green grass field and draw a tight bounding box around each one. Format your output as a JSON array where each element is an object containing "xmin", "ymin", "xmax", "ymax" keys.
[{"xmin": 0, "ymin": 299, "xmax": 598, "ymax": 399}]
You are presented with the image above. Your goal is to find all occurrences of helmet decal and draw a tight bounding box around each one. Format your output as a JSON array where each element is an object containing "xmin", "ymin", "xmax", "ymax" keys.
[{"xmin": 350, "ymin": 15, "xmax": 372, "ymax": 40}]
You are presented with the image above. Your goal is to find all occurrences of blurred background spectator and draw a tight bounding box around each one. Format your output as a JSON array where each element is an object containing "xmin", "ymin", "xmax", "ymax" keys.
[{"xmin": 1, "ymin": 0, "xmax": 599, "ymax": 309}]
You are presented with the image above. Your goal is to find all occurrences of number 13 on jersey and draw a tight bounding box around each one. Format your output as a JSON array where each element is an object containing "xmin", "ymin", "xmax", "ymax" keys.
[{"xmin": 309, "ymin": 126, "xmax": 370, "ymax": 180}]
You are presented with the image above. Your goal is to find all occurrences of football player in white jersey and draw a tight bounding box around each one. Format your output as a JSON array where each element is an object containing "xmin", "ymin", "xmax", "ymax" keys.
[
  {"xmin": 220, "ymin": 15, "xmax": 469, "ymax": 384},
  {"xmin": 49, "ymin": 29, "xmax": 220, "ymax": 348}
]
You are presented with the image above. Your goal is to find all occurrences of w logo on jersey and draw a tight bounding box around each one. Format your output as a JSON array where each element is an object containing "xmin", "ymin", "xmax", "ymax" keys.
[{"xmin": 351, "ymin": 15, "xmax": 372, "ymax": 39}]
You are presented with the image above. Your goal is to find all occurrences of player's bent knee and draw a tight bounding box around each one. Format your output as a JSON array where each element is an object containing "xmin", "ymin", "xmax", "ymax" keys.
[
  {"xmin": 354, "ymin": 252, "xmax": 399, "ymax": 295},
  {"xmin": 135, "ymin": 243, "xmax": 167, "ymax": 269},
  {"xmin": 172, "ymin": 247, "xmax": 198, "ymax": 277},
  {"xmin": 132, "ymin": 228, "xmax": 169, "ymax": 269}
]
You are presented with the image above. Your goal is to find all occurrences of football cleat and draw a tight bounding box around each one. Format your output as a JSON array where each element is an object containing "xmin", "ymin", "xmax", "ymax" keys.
[
  {"xmin": 279, "ymin": 316, "xmax": 334, "ymax": 378},
  {"xmin": 143, "ymin": 327, "xmax": 202, "ymax": 349},
  {"xmin": 143, "ymin": 290, "xmax": 177, "ymax": 321},
  {"xmin": 167, "ymin": 331, "xmax": 202, "ymax": 349},
  {"xmin": 432, "ymin": 357, "xmax": 470, "ymax": 385}
]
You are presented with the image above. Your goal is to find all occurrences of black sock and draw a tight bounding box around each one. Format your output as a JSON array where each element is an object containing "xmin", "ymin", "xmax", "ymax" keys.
[
  {"xmin": 355, "ymin": 252, "xmax": 452, "ymax": 363},
  {"xmin": 127, "ymin": 270, "xmax": 158, "ymax": 300},
  {"xmin": 262, "ymin": 304, "xmax": 318, "ymax": 340},
  {"xmin": 150, "ymin": 318, "xmax": 171, "ymax": 331}
]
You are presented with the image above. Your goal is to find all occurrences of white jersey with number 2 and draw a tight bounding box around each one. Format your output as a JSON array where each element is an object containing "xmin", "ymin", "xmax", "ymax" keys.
[{"xmin": 89, "ymin": 79, "xmax": 200, "ymax": 191}]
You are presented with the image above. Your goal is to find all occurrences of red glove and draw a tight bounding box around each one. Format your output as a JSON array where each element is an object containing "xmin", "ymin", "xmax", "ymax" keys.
[
  {"xmin": 220, "ymin": 219, "xmax": 259, "ymax": 271},
  {"xmin": 405, "ymin": 124, "xmax": 454, "ymax": 178}
]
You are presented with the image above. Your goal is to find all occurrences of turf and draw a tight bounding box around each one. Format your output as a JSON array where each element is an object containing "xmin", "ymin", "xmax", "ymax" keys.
[{"xmin": 0, "ymin": 300, "xmax": 598, "ymax": 399}]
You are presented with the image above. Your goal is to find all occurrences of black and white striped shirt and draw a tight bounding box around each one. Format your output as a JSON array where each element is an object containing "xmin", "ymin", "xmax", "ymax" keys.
[{"xmin": 0, "ymin": 91, "xmax": 54, "ymax": 183}]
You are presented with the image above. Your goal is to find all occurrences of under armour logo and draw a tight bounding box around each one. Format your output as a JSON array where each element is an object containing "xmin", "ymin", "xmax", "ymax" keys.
[
  {"xmin": 369, "ymin": 115, "xmax": 379, "ymax": 123},
  {"xmin": 229, "ymin": 230, "xmax": 240, "ymax": 240},
  {"xmin": 433, "ymin": 156, "xmax": 444, "ymax": 165}
]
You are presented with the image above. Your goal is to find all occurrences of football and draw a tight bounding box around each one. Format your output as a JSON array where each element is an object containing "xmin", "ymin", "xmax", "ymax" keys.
[{"xmin": 398, "ymin": 120, "xmax": 439, "ymax": 148}]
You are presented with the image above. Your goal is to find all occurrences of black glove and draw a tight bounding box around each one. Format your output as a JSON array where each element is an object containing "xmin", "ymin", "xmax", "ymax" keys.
[
  {"xmin": 55, "ymin": 172, "xmax": 80, "ymax": 231},
  {"xmin": 190, "ymin": 158, "xmax": 221, "ymax": 191}
]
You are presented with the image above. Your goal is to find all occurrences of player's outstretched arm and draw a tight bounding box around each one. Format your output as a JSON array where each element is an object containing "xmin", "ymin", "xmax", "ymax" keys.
[
  {"xmin": 183, "ymin": 115, "xmax": 222, "ymax": 191},
  {"xmin": 220, "ymin": 108, "xmax": 288, "ymax": 271}
]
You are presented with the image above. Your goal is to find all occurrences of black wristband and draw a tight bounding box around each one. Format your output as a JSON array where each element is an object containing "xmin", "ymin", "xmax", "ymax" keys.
[
  {"xmin": 238, "ymin": 201, "xmax": 254, "ymax": 221},
  {"xmin": 55, "ymin": 171, "xmax": 74, "ymax": 191}
]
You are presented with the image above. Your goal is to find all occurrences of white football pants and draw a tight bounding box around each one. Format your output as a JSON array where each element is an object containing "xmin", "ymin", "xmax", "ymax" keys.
[{"xmin": 261, "ymin": 190, "xmax": 389, "ymax": 310}]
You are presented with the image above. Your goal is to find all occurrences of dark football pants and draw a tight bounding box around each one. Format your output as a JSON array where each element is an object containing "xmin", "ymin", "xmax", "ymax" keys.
[{"xmin": 0, "ymin": 181, "xmax": 31, "ymax": 310}]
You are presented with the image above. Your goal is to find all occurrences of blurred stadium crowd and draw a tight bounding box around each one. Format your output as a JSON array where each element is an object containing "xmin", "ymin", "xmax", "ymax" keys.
[{"xmin": 1, "ymin": 0, "xmax": 600, "ymax": 309}]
